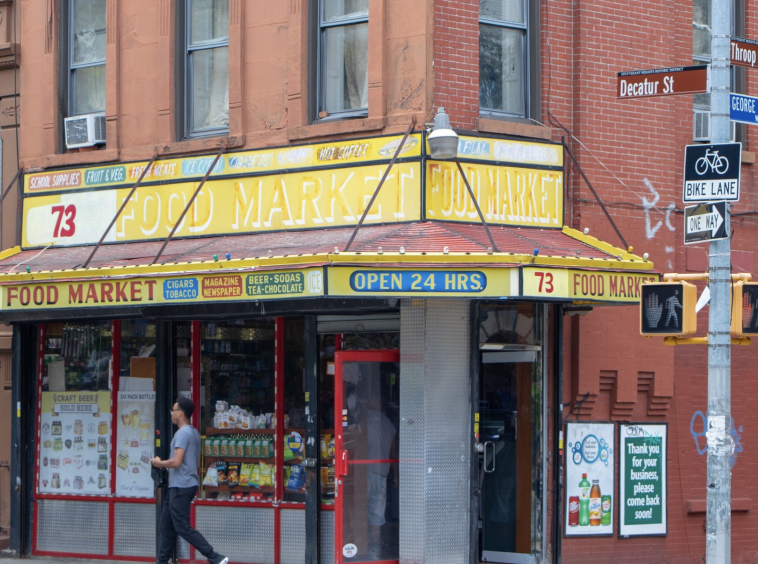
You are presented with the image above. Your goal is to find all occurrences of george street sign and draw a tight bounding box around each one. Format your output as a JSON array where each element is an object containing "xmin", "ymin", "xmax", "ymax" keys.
[
  {"xmin": 683, "ymin": 142, "xmax": 741, "ymax": 202},
  {"xmin": 684, "ymin": 201, "xmax": 729, "ymax": 244},
  {"xmin": 730, "ymin": 92, "xmax": 758, "ymax": 125},
  {"xmin": 731, "ymin": 36, "xmax": 758, "ymax": 68},
  {"xmin": 617, "ymin": 66, "xmax": 709, "ymax": 99}
]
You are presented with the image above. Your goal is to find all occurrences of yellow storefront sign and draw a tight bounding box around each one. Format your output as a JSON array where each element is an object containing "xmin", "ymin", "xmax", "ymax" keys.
[
  {"xmin": 1, "ymin": 268, "xmax": 324, "ymax": 311},
  {"xmin": 41, "ymin": 391, "xmax": 111, "ymax": 415},
  {"xmin": 328, "ymin": 267, "xmax": 518, "ymax": 298},
  {"xmin": 521, "ymin": 267, "xmax": 659, "ymax": 303},
  {"xmin": 442, "ymin": 135, "xmax": 564, "ymax": 167},
  {"xmin": 24, "ymin": 134, "xmax": 423, "ymax": 193},
  {"xmin": 23, "ymin": 163, "xmax": 421, "ymax": 247},
  {"xmin": 425, "ymin": 161, "xmax": 564, "ymax": 228}
]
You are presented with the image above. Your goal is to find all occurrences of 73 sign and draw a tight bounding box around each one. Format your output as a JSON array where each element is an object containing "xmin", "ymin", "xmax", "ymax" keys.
[
  {"xmin": 51, "ymin": 204, "xmax": 76, "ymax": 237},
  {"xmin": 522, "ymin": 268, "xmax": 569, "ymax": 298}
]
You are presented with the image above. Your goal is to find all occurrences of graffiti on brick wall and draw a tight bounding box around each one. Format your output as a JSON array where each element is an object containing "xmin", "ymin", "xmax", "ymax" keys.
[
  {"xmin": 642, "ymin": 178, "xmax": 676, "ymax": 269},
  {"xmin": 690, "ymin": 410, "xmax": 744, "ymax": 467}
]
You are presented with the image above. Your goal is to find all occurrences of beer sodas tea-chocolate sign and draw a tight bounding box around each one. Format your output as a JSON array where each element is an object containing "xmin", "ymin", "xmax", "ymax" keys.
[
  {"xmin": 619, "ymin": 423, "xmax": 667, "ymax": 537},
  {"xmin": 565, "ymin": 422, "xmax": 615, "ymax": 537}
]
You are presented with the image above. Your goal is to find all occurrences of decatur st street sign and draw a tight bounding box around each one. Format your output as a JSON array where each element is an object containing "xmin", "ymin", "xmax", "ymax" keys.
[{"xmin": 617, "ymin": 65, "xmax": 709, "ymax": 99}]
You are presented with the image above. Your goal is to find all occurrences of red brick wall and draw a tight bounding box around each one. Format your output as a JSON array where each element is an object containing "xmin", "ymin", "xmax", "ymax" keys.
[{"xmin": 433, "ymin": 0, "xmax": 479, "ymax": 129}]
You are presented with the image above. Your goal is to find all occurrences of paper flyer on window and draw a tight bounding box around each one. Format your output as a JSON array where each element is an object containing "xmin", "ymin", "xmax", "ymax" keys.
[
  {"xmin": 115, "ymin": 391, "xmax": 156, "ymax": 498},
  {"xmin": 564, "ymin": 422, "xmax": 615, "ymax": 537},
  {"xmin": 38, "ymin": 391, "xmax": 112, "ymax": 495}
]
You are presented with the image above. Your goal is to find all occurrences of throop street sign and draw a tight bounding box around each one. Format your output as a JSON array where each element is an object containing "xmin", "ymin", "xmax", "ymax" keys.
[
  {"xmin": 683, "ymin": 142, "xmax": 741, "ymax": 202},
  {"xmin": 730, "ymin": 93, "xmax": 758, "ymax": 125},
  {"xmin": 617, "ymin": 66, "xmax": 708, "ymax": 99},
  {"xmin": 731, "ymin": 36, "xmax": 758, "ymax": 68},
  {"xmin": 684, "ymin": 202, "xmax": 728, "ymax": 244}
]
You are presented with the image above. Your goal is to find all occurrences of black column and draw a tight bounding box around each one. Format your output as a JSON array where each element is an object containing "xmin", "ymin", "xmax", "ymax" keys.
[
  {"xmin": 154, "ymin": 321, "xmax": 174, "ymax": 556},
  {"xmin": 303, "ymin": 316, "xmax": 319, "ymax": 564},
  {"xmin": 468, "ymin": 301, "xmax": 480, "ymax": 564},
  {"xmin": 552, "ymin": 304, "xmax": 564, "ymax": 564}
]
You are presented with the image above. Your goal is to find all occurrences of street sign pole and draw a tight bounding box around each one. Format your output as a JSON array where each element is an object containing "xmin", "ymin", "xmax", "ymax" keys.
[{"xmin": 708, "ymin": 0, "xmax": 733, "ymax": 560}]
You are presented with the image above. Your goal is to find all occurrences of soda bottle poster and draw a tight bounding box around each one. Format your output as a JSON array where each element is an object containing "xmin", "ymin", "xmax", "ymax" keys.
[
  {"xmin": 619, "ymin": 423, "xmax": 667, "ymax": 537},
  {"xmin": 564, "ymin": 422, "xmax": 615, "ymax": 536}
]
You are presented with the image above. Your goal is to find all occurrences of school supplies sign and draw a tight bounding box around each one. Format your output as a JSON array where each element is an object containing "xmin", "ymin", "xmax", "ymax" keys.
[
  {"xmin": 619, "ymin": 423, "xmax": 667, "ymax": 537},
  {"xmin": 564, "ymin": 422, "xmax": 615, "ymax": 537}
]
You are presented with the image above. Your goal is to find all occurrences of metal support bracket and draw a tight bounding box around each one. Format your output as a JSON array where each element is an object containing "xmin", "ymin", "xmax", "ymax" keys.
[{"xmin": 454, "ymin": 158, "xmax": 499, "ymax": 253}]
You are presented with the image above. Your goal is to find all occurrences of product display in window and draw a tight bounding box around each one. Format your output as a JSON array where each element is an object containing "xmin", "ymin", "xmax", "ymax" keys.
[{"xmin": 42, "ymin": 322, "xmax": 112, "ymax": 392}]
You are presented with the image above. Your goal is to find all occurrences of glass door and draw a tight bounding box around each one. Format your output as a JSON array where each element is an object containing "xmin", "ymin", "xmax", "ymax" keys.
[
  {"xmin": 479, "ymin": 349, "xmax": 540, "ymax": 564},
  {"xmin": 334, "ymin": 350, "xmax": 400, "ymax": 564}
]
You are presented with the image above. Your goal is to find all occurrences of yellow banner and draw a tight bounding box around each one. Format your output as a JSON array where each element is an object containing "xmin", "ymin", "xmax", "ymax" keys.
[
  {"xmin": 328, "ymin": 267, "xmax": 517, "ymax": 298},
  {"xmin": 41, "ymin": 391, "xmax": 111, "ymax": 415},
  {"xmin": 430, "ymin": 135, "xmax": 564, "ymax": 167},
  {"xmin": 521, "ymin": 268, "xmax": 658, "ymax": 302},
  {"xmin": 2, "ymin": 268, "xmax": 324, "ymax": 311},
  {"xmin": 24, "ymin": 134, "xmax": 423, "ymax": 193},
  {"xmin": 22, "ymin": 163, "xmax": 421, "ymax": 247},
  {"xmin": 425, "ymin": 161, "xmax": 564, "ymax": 228}
]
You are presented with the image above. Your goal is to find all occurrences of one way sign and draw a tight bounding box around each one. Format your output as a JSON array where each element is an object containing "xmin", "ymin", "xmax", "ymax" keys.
[{"xmin": 684, "ymin": 201, "xmax": 729, "ymax": 244}]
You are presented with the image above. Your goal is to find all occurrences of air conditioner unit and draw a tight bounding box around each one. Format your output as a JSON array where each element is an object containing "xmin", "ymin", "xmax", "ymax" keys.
[
  {"xmin": 693, "ymin": 108, "xmax": 710, "ymax": 142},
  {"xmin": 64, "ymin": 113, "xmax": 106, "ymax": 149}
]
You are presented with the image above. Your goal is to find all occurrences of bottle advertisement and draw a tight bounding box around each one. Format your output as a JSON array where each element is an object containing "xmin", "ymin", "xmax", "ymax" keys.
[
  {"xmin": 619, "ymin": 423, "xmax": 667, "ymax": 537},
  {"xmin": 565, "ymin": 422, "xmax": 615, "ymax": 536},
  {"xmin": 115, "ymin": 391, "xmax": 156, "ymax": 498},
  {"xmin": 38, "ymin": 391, "xmax": 112, "ymax": 495}
]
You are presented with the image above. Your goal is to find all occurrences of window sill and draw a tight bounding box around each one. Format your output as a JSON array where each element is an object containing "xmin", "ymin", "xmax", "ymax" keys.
[
  {"xmin": 288, "ymin": 116, "xmax": 388, "ymax": 142},
  {"xmin": 476, "ymin": 117, "xmax": 553, "ymax": 141},
  {"xmin": 742, "ymin": 150, "xmax": 755, "ymax": 165},
  {"xmin": 24, "ymin": 148, "xmax": 120, "ymax": 171},
  {"xmin": 156, "ymin": 134, "xmax": 246, "ymax": 157}
]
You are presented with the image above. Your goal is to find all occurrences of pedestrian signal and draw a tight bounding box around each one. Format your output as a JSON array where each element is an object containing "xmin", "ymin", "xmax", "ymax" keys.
[
  {"xmin": 640, "ymin": 281, "xmax": 697, "ymax": 336},
  {"xmin": 730, "ymin": 282, "xmax": 758, "ymax": 337}
]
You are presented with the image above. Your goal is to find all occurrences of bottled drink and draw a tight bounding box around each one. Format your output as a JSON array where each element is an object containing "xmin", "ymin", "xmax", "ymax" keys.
[
  {"xmin": 578, "ymin": 473, "xmax": 591, "ymax": 526},
  {"xmin": 601, "ymin": 495, "xmax": 612, "ymax": 525},
  {"xmin": 568, "ymin": 496, "xmax": 580, "ymax": 526},
  {"xmin": 589, "ymin": 479, "xmax": 602, "ymax": 526}
]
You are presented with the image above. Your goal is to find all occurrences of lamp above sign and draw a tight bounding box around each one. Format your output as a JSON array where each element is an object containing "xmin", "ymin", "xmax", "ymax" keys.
[{"xmin": 617, "ymin": 66, "xmax": 709, "ymax": 99}]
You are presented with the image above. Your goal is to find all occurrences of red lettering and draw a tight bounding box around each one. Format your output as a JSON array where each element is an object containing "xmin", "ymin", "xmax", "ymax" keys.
[
  {"xmin": 47, "ymin": 286, "xmax": 58, "ymax": 305},
  {"xmin": 85, "ymin": 284, "xmax": 99, "ymax": 303},
  {"xmin": 20, "ymin": 286, "xmax": 30, "ymax": 306},
  {"xmin": 573, "ymin": 274, "xmax": 581, "ymax": 296},
  {"xmin": 115, "ymin": 282, "xmax": 128, "ymax": 302},
  {"xmin": 7, "ymin": 287, "xmax": 17, "ymax": 306},
  {"xmin": 627, "ymin": 276, "xmax": 634, "ymax": 297},
  {"xmin": 100, "ymin": 282, "xmax": 113, "ymax": 303},
  {"xmin": 69, "ymin": 284, "xmax": 83, "ymax": 304},
  {"xmin": 33, "ymin": 286, "xmax": 44, "ymax": 305},
  {"xmin": 145, "ymin": 280, "xmax": 157, "ymax": 301},
  {"xmin": 130, "ymin": 281, "xmax": 142, "ymax": 301},
  {"xmin": 609, "ymin": 276, "xmax": 618, "ymax": 296}
]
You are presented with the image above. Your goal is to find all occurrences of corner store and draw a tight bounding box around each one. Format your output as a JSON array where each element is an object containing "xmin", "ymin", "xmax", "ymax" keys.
[{"xmin": 6, "ymin": 132, "xmax": 657, "ymax": 564}]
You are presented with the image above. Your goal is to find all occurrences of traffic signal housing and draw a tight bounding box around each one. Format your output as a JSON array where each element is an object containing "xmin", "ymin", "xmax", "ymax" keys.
[
  {"xmin": 731, "ymin": 282, "xmax": 758, "ymax": 337},
  {"xmin": 640, "ymin": 281, "xmax": 698, "ymax": 337}
]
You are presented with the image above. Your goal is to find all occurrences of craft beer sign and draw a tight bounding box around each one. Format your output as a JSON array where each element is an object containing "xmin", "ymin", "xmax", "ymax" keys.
[{"xmin": 617, "ymin": 66, "xmax": 708, "ymax": 99}]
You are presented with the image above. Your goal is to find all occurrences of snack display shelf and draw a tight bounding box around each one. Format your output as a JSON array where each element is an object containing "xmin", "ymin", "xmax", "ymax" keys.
[
  {"xmin": 203, "ymin": 485, "xmax": 275, "ymax": 493},
  {"xmin": 205, "ymin": 427, "xmax": 276, "ymax": 435},
  {"xmin": 204, "ymin": 456, "xmax": 278, "ymax": 464}
]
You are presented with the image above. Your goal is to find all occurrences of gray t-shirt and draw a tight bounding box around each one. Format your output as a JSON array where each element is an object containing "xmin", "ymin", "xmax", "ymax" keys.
[{"xmin": 168, "ymin": 424, "xmax": 201, "ymax": 488}]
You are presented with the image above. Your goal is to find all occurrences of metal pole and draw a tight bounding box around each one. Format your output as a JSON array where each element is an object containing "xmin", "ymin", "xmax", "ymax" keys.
[{"xmin": 707, "ymin": 0, "xmax": 732, "ymax": 559}]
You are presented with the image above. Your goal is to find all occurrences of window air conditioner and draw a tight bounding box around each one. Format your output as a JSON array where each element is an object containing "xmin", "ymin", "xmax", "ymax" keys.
[
  {"xmin": 693, "ymin": 108, "xmax": 710, "ymax": 142},
  {"xmin": 64, "ymin": 113, "xmax": 106, "ymax": 149}
]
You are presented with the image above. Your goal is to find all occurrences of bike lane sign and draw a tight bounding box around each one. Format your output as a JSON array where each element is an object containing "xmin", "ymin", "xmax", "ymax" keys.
[{"xmin": 683, "ymin": 142, "xmax": 742, "ymax": 202}]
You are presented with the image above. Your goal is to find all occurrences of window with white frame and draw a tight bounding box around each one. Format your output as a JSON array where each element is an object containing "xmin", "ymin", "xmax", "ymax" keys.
[
  {"xmin": 479, "ymin": 0, "xmax": 528, "ymax": 118},
  {"xmin": 318, "ymin": 0, "xmax": 369, "ymax": 118},
  {"xmin": 69, "ymin": 0, "xmax": 106, "ymax": 117},
  {"xmin": 185, "ymin": 0, "xmax": 229, "ymax": 137}
]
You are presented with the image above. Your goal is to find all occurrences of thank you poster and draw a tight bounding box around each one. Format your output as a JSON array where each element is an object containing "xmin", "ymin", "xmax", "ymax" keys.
[
  {"xmin": 565, "ymin": 422, "xmax": 615, "ymax": 536},
  {"xmin": 619, "ymin": 423, "xmax": 667, "ymax": 536}
]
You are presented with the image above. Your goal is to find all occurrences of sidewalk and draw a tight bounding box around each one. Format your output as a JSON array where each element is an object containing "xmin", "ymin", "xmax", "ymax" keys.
[{"xmin": 1, "ymin": 559, "xmax": 153, "ymax": 564}]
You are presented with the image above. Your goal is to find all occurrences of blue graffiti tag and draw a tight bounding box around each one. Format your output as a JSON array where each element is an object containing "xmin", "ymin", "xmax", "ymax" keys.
[{"xmin": 690, "ymin": 410, "xmax": 744, "ymax": 468}]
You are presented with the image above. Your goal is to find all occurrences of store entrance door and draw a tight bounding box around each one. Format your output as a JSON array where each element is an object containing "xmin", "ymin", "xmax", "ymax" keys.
[
  {"xmin": 334, "ymin": 350, "xmax": 400, "ymax": 564},
  {"xmin": 479, "ymin": 349, "xmax": 539, "ymax": 564}
]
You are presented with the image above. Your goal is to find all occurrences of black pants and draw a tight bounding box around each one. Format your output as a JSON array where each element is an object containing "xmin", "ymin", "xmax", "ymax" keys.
[{"xmin": 158, "ymin": 486, "xmax": 218, "ymax": 563}]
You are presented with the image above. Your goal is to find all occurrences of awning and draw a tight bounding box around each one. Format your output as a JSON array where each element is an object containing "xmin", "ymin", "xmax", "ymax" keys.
[{"xmin": 0, "ymin": 222, "xmax": 657, "ymax": 317}]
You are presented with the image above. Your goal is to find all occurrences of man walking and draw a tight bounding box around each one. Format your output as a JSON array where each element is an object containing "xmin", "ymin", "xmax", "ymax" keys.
[{"xmin": 152, "ymin": 397, "xmax": 227, "ymax": 564}]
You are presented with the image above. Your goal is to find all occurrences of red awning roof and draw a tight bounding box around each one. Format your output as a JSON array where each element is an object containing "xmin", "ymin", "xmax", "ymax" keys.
[{"xmin": 0, "ymin": 222, "xmax": 633, "ymax": 274}]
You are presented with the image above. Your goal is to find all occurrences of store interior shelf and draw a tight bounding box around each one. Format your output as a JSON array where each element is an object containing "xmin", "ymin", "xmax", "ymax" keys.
[
  {"xmin": 204, "ymin": 456, "xmax": 277, "ymax": 464},
  {"xmin": 205, "ymin": 427, "xmax": 276, "ymax": 436},
  {"xmin": 203, "ymin": 485, "xmax": 275, "ymax": 493}
]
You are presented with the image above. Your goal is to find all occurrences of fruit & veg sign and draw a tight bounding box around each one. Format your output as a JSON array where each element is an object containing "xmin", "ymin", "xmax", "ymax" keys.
[
  {"xmin": 619, "ymin": 423, "xmax": 667, "ymax": 537},
  {"xmin": 564, "ymin": 422, "xmax": 615, "ymax": 537}
]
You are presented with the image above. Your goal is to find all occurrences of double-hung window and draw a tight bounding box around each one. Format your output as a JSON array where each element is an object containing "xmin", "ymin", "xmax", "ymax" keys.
[
  {"xmin": 479, "ymin": 0, "xmax": 528, "ymax": 118},
  {"xmin": 69, "ymin": 0, "xmax": 106, "ymax": 117},
  {"xmin": 185, "ymin": 0, "xmax": 229, "ymax": 137},
  {"xmin": 318, "ymin": 0, "xmax": 369, "ymax": 118}
]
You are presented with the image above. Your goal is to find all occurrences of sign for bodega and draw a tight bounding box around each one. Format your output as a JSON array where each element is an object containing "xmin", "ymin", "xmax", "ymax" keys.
[
  {"xmin": 522, "ymin": 268, "xmax": 658, "ymax": 303},
  {"xmin": 617, "ymin": 65, "xmax": 708, "ymax": 99}
]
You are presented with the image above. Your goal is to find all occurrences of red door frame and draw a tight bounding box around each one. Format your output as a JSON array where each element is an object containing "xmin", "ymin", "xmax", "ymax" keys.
[{"xmin": 334, "ymin": 350, "xmax": 400, "ymax": 564}]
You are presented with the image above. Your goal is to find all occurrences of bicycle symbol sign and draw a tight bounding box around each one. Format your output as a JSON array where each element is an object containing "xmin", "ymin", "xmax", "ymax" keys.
[{"xmin": 683, "ymin": 142, "xmax": 741, "ymax": 203}]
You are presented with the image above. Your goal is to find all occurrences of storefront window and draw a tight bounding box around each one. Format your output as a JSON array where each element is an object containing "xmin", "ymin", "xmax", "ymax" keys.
[
  {"xmin": 39, "ymin": 321, "xmax": 113, "ymax": 495},
  {"xmin": 284, "ymin": 317, "xmax": 306, "ymax": 502},
  {"xmin": 115, "ymin": 320, "xmax": 157, "ymax": 498},
  {"xmin": 479, "ymin": 302, "xmax": 538, "ymax": 347},
  {"xmin": 199, "ymin": 319, "xmax": 276, "ymax": 501}
]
